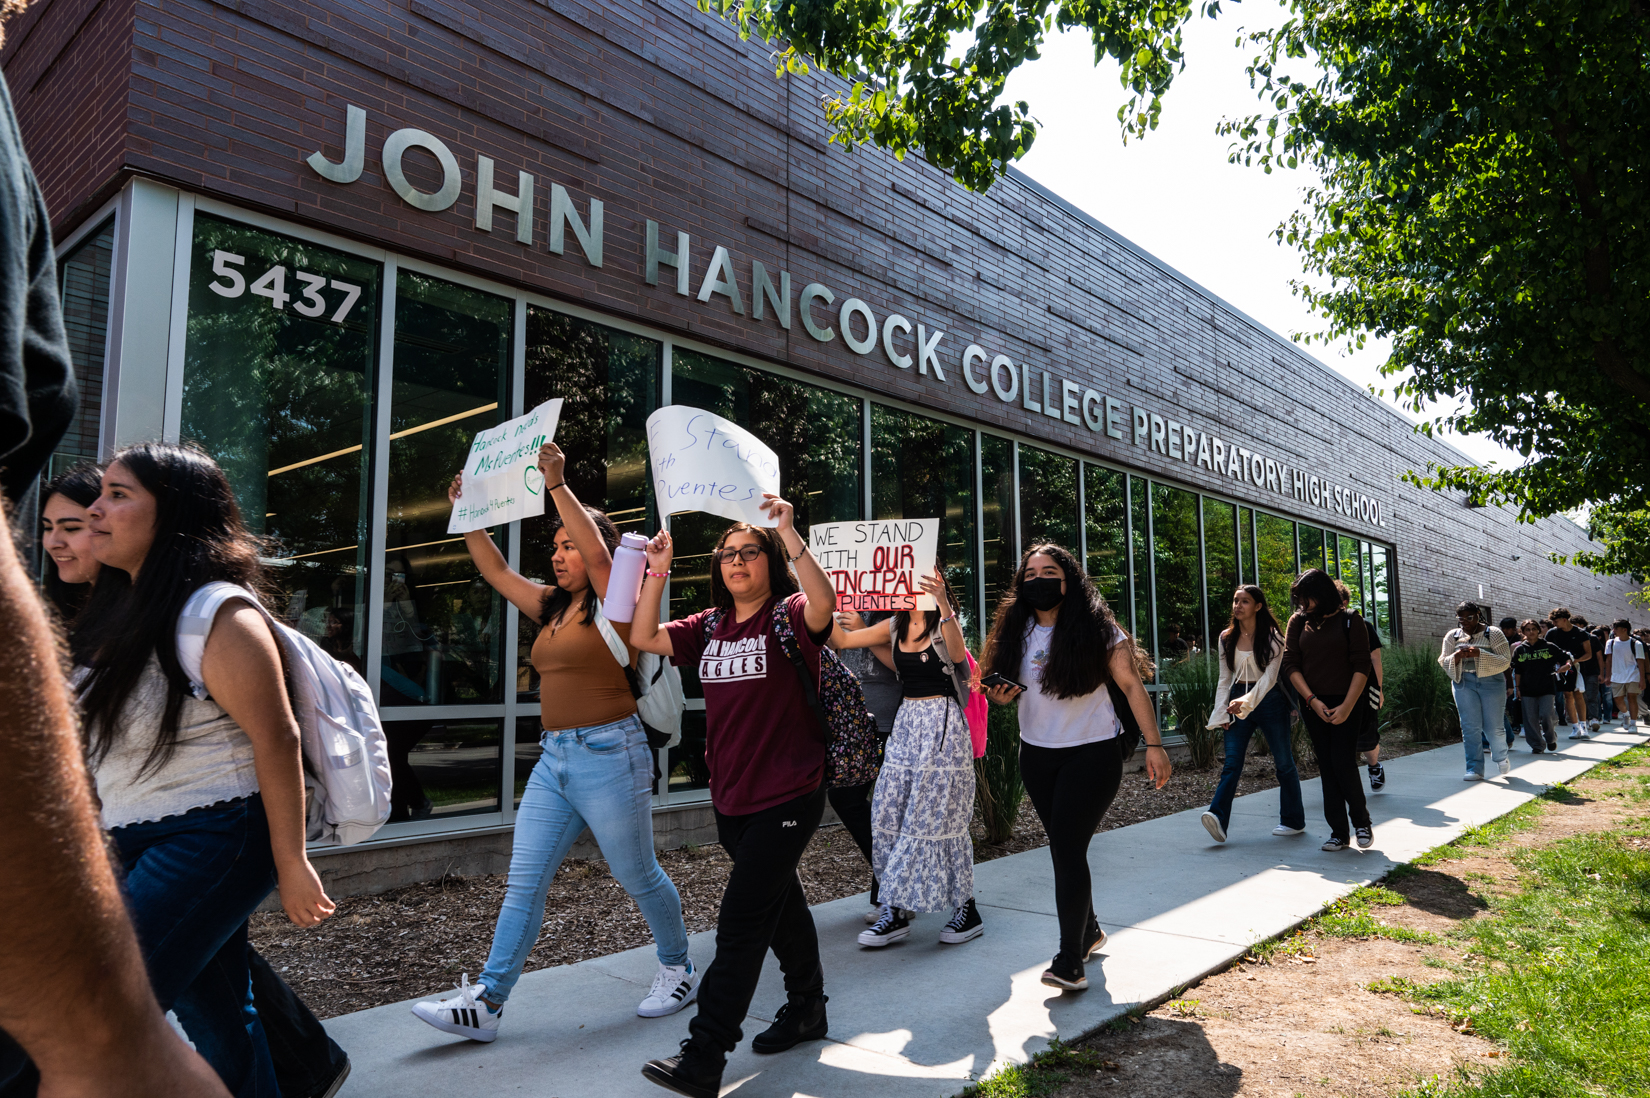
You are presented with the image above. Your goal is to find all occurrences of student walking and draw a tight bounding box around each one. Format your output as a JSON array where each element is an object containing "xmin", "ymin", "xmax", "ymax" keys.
[
  {"xmin": 1200, "ymin": 584, "xmax": 1305, "ymax": 843},
  {"xmin": 413, "ymin": 445, "xmax": 695, "ymax": 1043},
  {"xmin": 1545, "ymin": 609, "xmax": 1593, "ymax": 740},
  {"xmin": 1438, "ymin": 601, "xmax": 1514, "ymax": 780},
  {"xmin": 1498, "ymin": 617, "xmax": 1523, "ymax": 749},
  {"xmin": 77, "ymin": 443, "xmax": 336, "ymax": 1098},
  {"xmin": 1279, "ymin": 568, "xmax": 1376, "ymax": 851},
  {"xmin": 1570, "ymin": 616, "xmax": 1604, "ymax": 733},
  {"xmin": 1336, "ymin": 580, "xmax": 1388, "ymax": 791},
  {"xmin": 981, "ymin": 544, "xmax": 1171, "ymax": 992},
  {"xmin": 41, "ymin": 463, "xmax": 352, "ymax": 1098},
  {"xmin": 1510, "ymin": 620, "xmax": 1563, "ymax": 752},
  {"xmin": 827, "ymin": 608, "xmax": 904, "ymax": 923},
  {"xmin": 630, "ymin": 495, "xmax": 839, "ymax": 1098},
  {"xmin": 835, "ymin": 570, "xmax": 982, "ymax": 946},
  {"xmin": 1604, "ymin": 620, "xmax": 1647, "ymax": 730}
]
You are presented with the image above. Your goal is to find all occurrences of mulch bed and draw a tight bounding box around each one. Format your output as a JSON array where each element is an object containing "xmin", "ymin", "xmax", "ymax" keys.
[{"xmin": 251, "ymin": 726, "xmax": 1445, "ymax": 1020}]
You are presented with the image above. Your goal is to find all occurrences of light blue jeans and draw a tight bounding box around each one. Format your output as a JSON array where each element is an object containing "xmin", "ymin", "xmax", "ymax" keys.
[
  {"xmin": 480, "ymin": 715, "xmax": 688, "ymax": 1002},
  {"xmin": 1454, "ymin": 672, "xmax": 1509, "ymax": 775}
]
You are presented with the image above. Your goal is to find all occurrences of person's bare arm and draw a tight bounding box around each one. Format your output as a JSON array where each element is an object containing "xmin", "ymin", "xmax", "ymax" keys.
[
  {"xmin": 539, "ymin": 444, "xmax": 613, "ymax": 598},
  {"xmin": 761, "ymin": 494, "xmax": 836, "ymax": 636},
  {"xmin": 1108, "ymin": 640, "xmax": 1172, "ymax": 788},
  {"xmin": 628, "ymin": 529, "xmax": 676, "ymax": 656},
  {"xmin": 0, "ymin": 517, "xmax": 231, "ymax": 1097},
  {"xmin": 448, "ymin": 474, "xmax": 549, "ymax": 623},
  {"xmin": 834, "ymin": 624, "xmax": 891, "ymax": 650},
  {"xmin": 200, "ymin": 603, "xmax": 335, "ymax": 928},
  {"xmin": 1372, "ymin": 648, "xmax": 1384, "ymax": 690}
]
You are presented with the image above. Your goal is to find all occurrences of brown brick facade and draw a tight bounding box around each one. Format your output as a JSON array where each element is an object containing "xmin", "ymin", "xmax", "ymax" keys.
[{"xmin": 4, "ymin": 0, "xmax": 1637, "ymax": 639}]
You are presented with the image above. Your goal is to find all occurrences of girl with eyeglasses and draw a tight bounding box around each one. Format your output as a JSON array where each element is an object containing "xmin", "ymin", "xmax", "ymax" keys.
[
  {"xmin": 980, "ymin": 544, "xmax": 1171, "ymax": 992},
  {"xmin": 628, "ymin": 495, "xmax": 839, "ymax": 1098},
  {"xmin": 411, "ymin": 443, "xmax": 695, "ymax": 1044}
]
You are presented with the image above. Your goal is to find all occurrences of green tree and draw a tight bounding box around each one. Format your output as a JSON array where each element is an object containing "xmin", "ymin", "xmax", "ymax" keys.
[{"xmin": 699, "ymin": 0, "xmax": 1650, "ymax": 590}]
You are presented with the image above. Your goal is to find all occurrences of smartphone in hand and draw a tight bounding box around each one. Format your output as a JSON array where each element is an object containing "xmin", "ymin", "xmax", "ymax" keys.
[{"xmin": 980, "ymin": 672, "xmax": 1027, "ymax": 692}]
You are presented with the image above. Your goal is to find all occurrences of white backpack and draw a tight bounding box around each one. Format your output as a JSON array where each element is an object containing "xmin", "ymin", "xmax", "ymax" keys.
[
  {"xmin": 591, "ymin": 598, "xmax": 686, "ymax": 748},
  {"xmin": 177, "ymin": 582, "xmax": 393, "ymax": 846}
]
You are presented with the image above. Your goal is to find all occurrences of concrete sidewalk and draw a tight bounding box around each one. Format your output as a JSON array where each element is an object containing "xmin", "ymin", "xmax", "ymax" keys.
[{"xmin": 327, "ymin": 727, "xmax": 1641, "ymax": 1098}]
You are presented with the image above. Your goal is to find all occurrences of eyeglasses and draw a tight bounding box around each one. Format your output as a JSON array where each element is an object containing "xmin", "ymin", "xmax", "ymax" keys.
[{"xmin": 714, "ymin": 545, "xmax": 764, "ymax": 564}]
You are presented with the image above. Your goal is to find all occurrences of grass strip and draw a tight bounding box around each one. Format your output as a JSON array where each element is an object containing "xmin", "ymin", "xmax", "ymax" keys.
[{"xmin": 958, "ymin": 1039, "xmax": 1120, "ymax": 1098}]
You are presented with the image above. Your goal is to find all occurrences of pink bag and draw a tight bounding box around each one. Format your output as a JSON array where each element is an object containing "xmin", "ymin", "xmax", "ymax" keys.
[{"xmin": 963, "ymin": 650, "xmax": 988, "ymax": 759}]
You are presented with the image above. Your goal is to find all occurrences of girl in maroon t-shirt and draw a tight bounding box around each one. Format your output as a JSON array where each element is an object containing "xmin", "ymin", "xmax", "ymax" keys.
[{"xmin": 629, "ymin": 494, "xmax": 838, "ymax": 1098}]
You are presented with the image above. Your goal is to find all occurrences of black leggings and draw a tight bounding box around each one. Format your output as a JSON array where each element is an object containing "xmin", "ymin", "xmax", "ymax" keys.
[
  {"xmin": 827, "ymin": 781, "xmax": 877, "ymax": 902},
  {"xmin": 1019, "ymin": 737, "xmax": 1123, "ymax": 961},
  {"xmin": 689, "ymin": 785, "xmax": 827, "ymax": 1058},
  {"xmin": 1301, "ymin": 692, "xmax": 1371, "ymax": 840}
]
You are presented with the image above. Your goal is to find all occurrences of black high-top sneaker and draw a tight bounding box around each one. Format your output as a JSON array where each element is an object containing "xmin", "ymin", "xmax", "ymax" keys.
[
  {"xmin": 642, "ymin": 1038, "xmax": 725, "ymax": 1098},
  {"xmin": 940, "ymin": 897, "xmax": 985, "ymax": 943},
  {"xmin": 1082, "ymin": 915, "xmax": 1107, "ymax": 961},
  {"xmin": 751, "ymin": 994, "xmax": 829, "ymax": 1054},
  {"xmin": 1040, "ymin": 952, "xmax": 1088, "ymax": 991},
  {"xmin": 1368, "ymin": 762, "xmax": 1386, "ymax": 790}
]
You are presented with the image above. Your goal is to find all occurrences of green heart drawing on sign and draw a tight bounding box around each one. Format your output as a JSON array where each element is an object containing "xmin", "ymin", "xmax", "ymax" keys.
[{"xmin": 523, "ymin": 464, "xmax": 545, "ymax": 495}]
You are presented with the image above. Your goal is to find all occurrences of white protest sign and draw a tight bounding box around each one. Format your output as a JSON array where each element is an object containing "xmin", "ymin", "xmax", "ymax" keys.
[
  {"xmin": 446, "ymin": 398, "xmax": 563, "ymax": 534},
  {"xmin": 647, "ymin": 406, "xmax": 781, "ymax": 527},
  {"xmin": 809, "ymin": 519, "xmax": 940, "ymax": 612}
]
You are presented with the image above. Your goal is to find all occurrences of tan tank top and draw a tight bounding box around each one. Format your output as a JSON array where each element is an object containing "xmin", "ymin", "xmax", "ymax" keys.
[{"xmin": 531, "ymin": 612, "xmax": 638, "ymax": 732}]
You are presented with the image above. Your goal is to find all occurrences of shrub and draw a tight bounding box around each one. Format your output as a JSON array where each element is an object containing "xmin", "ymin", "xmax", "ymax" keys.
[
  {"xmin": 1163, "ymin": 654, "xmax": 1222, "ymax": 769},
  {"xmin": 974, "ymin": 697, "xmax": 1024, "ymax": 844},
  {"xmin": 1382, "ymin": 643, "xmax": 1460, "ymax": 742}
]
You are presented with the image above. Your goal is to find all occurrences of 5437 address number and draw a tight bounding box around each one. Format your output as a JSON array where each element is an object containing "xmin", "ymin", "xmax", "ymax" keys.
[{"xmin": 207, "ymin": 250, "xmax": 363, "ymax": 323}]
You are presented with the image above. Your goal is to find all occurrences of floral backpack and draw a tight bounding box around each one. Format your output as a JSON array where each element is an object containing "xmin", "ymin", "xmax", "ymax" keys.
[{"xmin": 700, "ymin": 597, "xmax": 882, "ymax": 787}]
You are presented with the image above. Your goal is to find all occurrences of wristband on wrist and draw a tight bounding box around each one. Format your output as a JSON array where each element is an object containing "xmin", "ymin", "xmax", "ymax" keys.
[
  {"xmin": 938, "ymin": 615, "xmax": 956, "ymax": 625},
  {"xmin": 645, "ymin": 569, "xmax": 671, "ymax": 579},
  {"xmin": 547, "ymin": 481, "xmax": 567, "ymax": 493},
  {"xmin": 786, "ymin": 546, "xmax": 804, "ymax": 563}
]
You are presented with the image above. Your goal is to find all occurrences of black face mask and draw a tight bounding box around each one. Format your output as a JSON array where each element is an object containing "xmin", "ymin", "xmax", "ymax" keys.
[{"xmin": 1021, "ymin": 576, "xmax": 1064, "ymax": 611}]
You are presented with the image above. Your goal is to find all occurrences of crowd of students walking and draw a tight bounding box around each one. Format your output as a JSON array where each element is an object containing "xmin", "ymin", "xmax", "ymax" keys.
[{"xmin": 16, "ymin": 431, "xmax": 1650, "ymax": 1098}]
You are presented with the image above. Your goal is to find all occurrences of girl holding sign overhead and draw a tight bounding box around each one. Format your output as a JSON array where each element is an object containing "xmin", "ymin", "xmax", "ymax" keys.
[
  {"xmin": 833, "ymin": 569, "xmax": 984, "ymax": 948},
  {"xmin": 629, "ymin": 496, "xmax": 839, "ymax": 1098},
  {"xmin": 410, "ymin": 444, "xmax": 696, "ymax": 1044}
]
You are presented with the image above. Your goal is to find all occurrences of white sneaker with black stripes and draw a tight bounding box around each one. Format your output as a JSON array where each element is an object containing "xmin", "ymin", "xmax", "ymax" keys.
[
  {"xmin": 637, "ymin": 960, "xmax": 700, "ymax": 1018},
  {"xmin": 410, "ymin": 974, "xmax": 501, "ymax": 1042}
]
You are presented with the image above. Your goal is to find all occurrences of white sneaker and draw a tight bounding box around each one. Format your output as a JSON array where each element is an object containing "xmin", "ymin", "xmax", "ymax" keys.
[
  {"xmin": 1464, "ymin": 771, "xmax": 1484, "ymax": 781},
  {"xmin": 1566, "ymin": 725, "xmax": 1583, "ymax": 740},
  {"xmin": 1498, "ymin": 757, "xmax": 1512, "ymax": 777},
  {"xmin": 864, "ymin": 904, "xmax": 882, "ymax": 925},
  {"xmin": 637, "ymin": 961, "xmax": 699, "ymax": 1018},
  {"xmin": 1200, "ymin": 811, "xmax": 1227, "ymax": 844},
  {"xmin": 410, "ymin": 974, "xmax": 501, "ymax": 1042},
  {"xmin": 1273, "ymin": 825, "xmax": 1306, "ymax": 836}
]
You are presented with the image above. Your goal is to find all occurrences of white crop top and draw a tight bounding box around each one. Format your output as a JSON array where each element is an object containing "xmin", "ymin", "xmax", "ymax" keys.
[{"xmin": 89, "ymin": 655, "xmax": 260, "ymax": 830}]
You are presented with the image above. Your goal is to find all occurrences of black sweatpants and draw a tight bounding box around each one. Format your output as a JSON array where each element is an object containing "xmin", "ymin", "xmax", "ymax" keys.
[
  {"xmin": 689, "ymin": 785, "xmax": 827, "ymax": 1058},
  {"xmin": 827, "ymin": 781, "xmax": 877, "ymax": 901},
  {"xmin": 1018, "ymin": 737, "xmax": 1123, "ymax": 962},
  {"xmin": 1302, "ymin": 692, "xmax": 1371, "ymax": 841}
]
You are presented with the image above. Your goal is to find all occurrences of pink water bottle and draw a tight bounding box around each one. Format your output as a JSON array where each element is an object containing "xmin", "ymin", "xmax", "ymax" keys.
[{"xmin": 603, "ymin": 532, "xmax": 650, "ymax": 623}]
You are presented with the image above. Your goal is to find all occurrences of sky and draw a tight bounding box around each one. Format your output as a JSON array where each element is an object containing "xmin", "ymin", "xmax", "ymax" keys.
[{"xmin": 998, "ymin": 3, "xmax": 1519, "ymax": 472}]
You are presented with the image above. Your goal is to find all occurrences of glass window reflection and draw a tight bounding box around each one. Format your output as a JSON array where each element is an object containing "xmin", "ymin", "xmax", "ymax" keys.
[
  {"xmin": 1203, "ymin": 498, "xmax": 1238, "ymax": 636},
  {"xmin": 980, "ymin": 435, "xmax": 1015, "ymax": 625},
  {"xmin": 1083, "ymin": 465, "xmax": 1127, "ymax": 615},
  {"xmin": 383, "ymin": 718, "xmax": 502, "ymax": 821},
  {"xmin": 382, "ymin": 272, "xmax": 511, "ymax": 710},
  {"xmin": 1150, "ymin": 483, "xmax": 1201, "ymax": 661},
  {"xmin": 1299, "ymin": 524, "xmax": 1325, "ymax": 574},
  {"xmin": 1256, "ymin": 512, "xmax": 1296, "ymax": 625},
  {"xmin": 1130, "ymin": 476, "xmax": 1151, "ymax": 647},
  {"xmin": 1018, "ymin": 443, "xmax": 1079, "ymax": 555},
  {"xmin": 1337, "ymin": 533, "xmax": 1364, "ymax": 610}
]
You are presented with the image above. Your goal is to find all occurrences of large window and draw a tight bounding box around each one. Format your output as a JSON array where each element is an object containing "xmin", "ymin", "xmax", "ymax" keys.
[
  {"xmin": 1130, "ymin": 476, "xmax": 1151, "ymax": 647},
  {"xmin": 55, "ymin": 220, "xmax": 114, "ymax": 472},
  {"xmin": 666, "ymin": 350, "xmax": 863, "ymax": 797},
  {"xmin": 1083, "ymin": 465, "xmax": 1127, "ymax": 615},
  {"xmin": 981, "ymin": 434, "xmax": 1015, "ymax": 624},
  {"xmin": 181, "ymin": 214, "xmax": 379, "ymax": 674},
  {"xmin": 1203, "ymin": 499, "xmax": 1238, "ymax": 637},
  {"xmin": 1256, "ymin": 512, "xmax": 1296, "ymax": 627},
  {"xmin": 1151, "ymin": 483, "xmax": 1202, "ymax": 661},
  {"xmin": 1299, "ymin": 524, "xmax": 1326, "ymax": 574},
  {"xmin": 1371, "ymin": 544, "xmax": 1394, "ymax": 640},
  {"xmin": 1337, "ymin": 533, "xmax": 1364, "ymax": 611},
  {"xmin": 871, "ymin": 405, "xmax": 979, "ymax": 641},
  {"xmin": 1018, "ymin": 443, "xmax": 1079, "ymax": 557}
]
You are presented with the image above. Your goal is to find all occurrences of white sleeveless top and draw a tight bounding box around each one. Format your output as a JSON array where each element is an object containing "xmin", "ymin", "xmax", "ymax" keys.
[{"xmin": 90, "ymin": 655, "xmax": 260, "ymax": 830}]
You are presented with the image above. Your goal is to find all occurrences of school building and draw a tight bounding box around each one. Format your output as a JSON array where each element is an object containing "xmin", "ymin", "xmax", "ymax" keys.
[{"xmin": 7, "ymin": 0, "xmax": 1637, "ymax": 890}]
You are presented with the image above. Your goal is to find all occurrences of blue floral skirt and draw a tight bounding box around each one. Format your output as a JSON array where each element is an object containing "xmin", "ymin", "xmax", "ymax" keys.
[{"xmin": 871, "ymin": 695, "xmax": 975, "ymax": 913}]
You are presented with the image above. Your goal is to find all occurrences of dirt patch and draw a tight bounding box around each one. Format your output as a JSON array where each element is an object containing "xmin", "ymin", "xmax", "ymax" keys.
[
  {"xmin": 248, "ymin": 726, "xmax": 1444, "ymax": 1020},
  {"xmin": 1043, "ymin": 748, "xmax": 1650, "ymax": 1098}
]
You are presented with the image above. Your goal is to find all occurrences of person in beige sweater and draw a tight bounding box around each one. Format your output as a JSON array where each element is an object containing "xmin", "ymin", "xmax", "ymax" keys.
[{"xmin": 1438, "ymin": 601, "xmax": 1514, "ymax": 781}]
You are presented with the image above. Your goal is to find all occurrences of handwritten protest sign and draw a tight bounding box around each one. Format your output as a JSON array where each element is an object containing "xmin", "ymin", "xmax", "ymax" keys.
[
  {"xmin": 446, "ymin": 398, "xmax": 563, "ymax": 534},
  {"xmin": 647, "ymin": 406, "xmax": 781, "ymax": 527},
  {"xmin": 809, "ymin": 519, "xmax": 940, "ymax": 612}
]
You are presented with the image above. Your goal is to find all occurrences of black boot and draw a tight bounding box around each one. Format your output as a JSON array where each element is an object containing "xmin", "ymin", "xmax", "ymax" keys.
[
  {"xmin": 751, "ymin": 994, "xmax": 829, "ymax": 1054},
  {"xmin": 642, "ymin": 1039, "xmax": 724, "ymax": 1098}
]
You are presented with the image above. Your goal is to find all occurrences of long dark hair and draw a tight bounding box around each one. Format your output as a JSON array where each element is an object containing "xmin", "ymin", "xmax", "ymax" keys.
[
  {"xmin": 1220, "ymin": 584, "xmax": 1282, "ymax": 672},
  {"xmin": 1289, "ymin": 568, "xmax": 1342, "ymax": 627},
  {"xmin": 893, "ymin": 573, "xmax": 960, "ymax": 645},
  {"xmin": 982, "ymin": 543, "xmax": 1123, "ymax": 699},
  {"xmin": 538, "ymin": 505, "xmax": 620, "ymax": 627},
  {"xmin": 707, "ymin": 522, "xmax": 797, "ymax": 612},
  {"xmin": 77, "ymin": 443, "xmax": 270, "ymax": 774},
  {"xmin": 40, "ymin": 462, "xmax": 103, "ymax": 622}
]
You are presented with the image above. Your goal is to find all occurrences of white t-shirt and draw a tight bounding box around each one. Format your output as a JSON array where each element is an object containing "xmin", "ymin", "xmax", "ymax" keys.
[
  {"xmin": 1017, "ymin": 623, "xmax": 1125, "ymax": 748},
  {"xmin": 1607, "ymin": 637, "xmax": 1646, "ymax": 684}
]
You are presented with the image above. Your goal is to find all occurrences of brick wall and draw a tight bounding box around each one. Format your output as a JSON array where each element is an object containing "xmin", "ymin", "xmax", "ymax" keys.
[{"xmin": 5, "ymin": 0, "xmax": 1638, "ymax": 642}]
